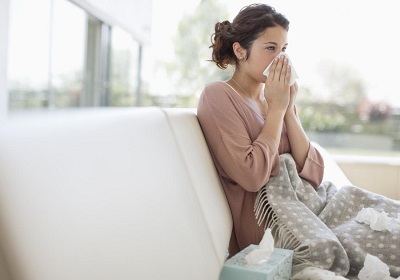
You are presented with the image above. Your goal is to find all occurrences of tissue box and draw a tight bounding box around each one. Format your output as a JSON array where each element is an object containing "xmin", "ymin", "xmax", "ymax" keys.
[{"xmin": 219, "ymin": 245, "xmax": 293, "ymax": 280}]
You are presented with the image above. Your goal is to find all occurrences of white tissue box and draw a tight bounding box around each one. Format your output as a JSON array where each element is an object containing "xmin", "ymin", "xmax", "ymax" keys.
[{"xmin": 219, "ymin": 245, "xmax": 293, "ymax": 280}]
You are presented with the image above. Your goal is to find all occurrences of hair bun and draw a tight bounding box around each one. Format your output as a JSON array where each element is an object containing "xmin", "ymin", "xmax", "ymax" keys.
[{"xmin": 216, "ymin": 20, "xmax": 232, "ymax": 33}]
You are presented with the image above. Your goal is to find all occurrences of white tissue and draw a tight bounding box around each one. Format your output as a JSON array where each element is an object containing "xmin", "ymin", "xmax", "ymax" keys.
[
  {"xmin": 358, "ymin": 254, "xmax": 400, "ymax": 280},
  {"xmin": 245, "ymin": 228, "xmax": 274, "ymax": 265},
  {"xmin": 263, "ymin": 52, "xmax": 299, "ymax": 86},
  {"xmin": 355, "ymin": 207, "xmax": 392, "ymax": 232}
]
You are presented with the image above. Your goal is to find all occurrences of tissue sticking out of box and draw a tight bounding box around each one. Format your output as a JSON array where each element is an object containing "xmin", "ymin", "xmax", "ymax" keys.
[
  {"xmin": 245, "ymin": 228, "xmax": 274, "ymax": 265},
  {"xmin": 263, "ymin": 52, "xmax": 298, "ymax": 86},
  {"xmin": 358, "ymin": 254, "xmax": 399, "ymax": 280},
  {"xmin": 355, "ymin": 207, "xmax": 393, "ymax": 232}
]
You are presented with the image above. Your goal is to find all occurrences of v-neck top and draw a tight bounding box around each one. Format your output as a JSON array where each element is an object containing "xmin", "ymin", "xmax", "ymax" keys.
[
  {"xmin": 224, "ymin": 82, "xmax": 266, "ymax": 120},
  {"xmin": 197, "ymin": 81, "xmax": 324, "ymax": 256}
]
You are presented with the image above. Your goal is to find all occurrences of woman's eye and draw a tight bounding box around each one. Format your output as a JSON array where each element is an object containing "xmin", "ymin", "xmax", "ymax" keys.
[
  {"xmin": 282, "ymin": 47, "xmax": 287, "ymax": 52},
  {"xmin": 267, "ymin": 46, "xmax": 275, "ymax": 51}
]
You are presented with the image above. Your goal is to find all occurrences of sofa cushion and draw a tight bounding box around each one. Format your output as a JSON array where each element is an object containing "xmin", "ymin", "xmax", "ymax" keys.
[{"xmin": 0, "ymin": 107, "xmax": 229, "ymax": 280}]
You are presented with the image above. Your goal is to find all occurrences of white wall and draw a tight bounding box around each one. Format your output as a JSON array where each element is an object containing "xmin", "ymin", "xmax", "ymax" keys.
[{"xmin": 0, "ymin": 0, "xmax": 10, "ymax": 122}]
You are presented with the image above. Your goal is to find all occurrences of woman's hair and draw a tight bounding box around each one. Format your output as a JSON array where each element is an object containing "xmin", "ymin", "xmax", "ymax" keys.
[{"xmin": 210, "ymin": 3, "xmax": 289, "ymax": 69}]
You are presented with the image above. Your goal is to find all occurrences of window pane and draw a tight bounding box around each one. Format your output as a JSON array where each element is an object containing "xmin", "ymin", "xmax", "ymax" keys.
[
  {"xmin": 8, "ymin": 0, "xmax": 52, "ymax": 110},
  {"xmin": 110, "ymin": 27, "xmax": 140, "ymax": 106},
  {"xmin": 51, "ymin": 0, "xmax": 86, "ymax": 108}
]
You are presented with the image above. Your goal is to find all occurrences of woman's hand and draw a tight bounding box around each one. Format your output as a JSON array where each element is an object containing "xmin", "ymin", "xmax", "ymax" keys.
[{"xmin": 263, "ymin": 56, "xmax": 291, "ymax": 113}]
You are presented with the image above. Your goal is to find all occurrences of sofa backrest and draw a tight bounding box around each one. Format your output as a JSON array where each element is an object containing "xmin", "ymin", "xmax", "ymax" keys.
[{"xmin": 0, "ymin": 107, "xmax": 232, "ymax": 280}]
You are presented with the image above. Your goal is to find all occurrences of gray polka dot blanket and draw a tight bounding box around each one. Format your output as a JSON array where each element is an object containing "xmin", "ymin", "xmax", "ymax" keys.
[{"xmin": 254, "ymin": 153, "xmax": 400, "ymax": 278}]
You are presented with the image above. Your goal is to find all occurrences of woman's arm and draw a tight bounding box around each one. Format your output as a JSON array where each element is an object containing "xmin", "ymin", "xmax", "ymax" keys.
[
  {"xmin": 284, "ymin": 82, "xmax": 324, "ymax": 188},
  {"xmin": 284, "ymin": 82, "xmax": 309, "ymax": 170}
]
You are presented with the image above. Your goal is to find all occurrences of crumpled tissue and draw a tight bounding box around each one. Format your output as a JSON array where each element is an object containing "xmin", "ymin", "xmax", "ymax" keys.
[
  {"xmin": 263, "ymin": 52, "xmax": 299, "ymax": 86},
  {"xmin": 355, "ymin": 207, "xmax": 392, "ymax": 232},
  {"xmin": 358, "ymin": 254, "xmax": 400, "ymax": 280},
  {"xmin": 245, "ymin": 228, "xmax": 274, "ymax": 265}
]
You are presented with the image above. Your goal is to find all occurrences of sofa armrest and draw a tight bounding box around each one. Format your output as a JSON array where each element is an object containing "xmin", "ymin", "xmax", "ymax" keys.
[{"xmin": 312, "ymin": 142, "xmax": 352, "ymax": 188}]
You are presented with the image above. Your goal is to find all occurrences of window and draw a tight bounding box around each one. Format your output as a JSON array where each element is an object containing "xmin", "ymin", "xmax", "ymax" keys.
[
  {"xmin": 109, "ymin": 27, "xmax": 141, "ymax": 106},
  {"xmin": 8, "ymin": 0, "xmax": 51, "ymax": 109},
  {"xmin": 7, "ymin": 0, "xmax": 143, "ymax": 110},
  {"xmin": 146, "ymin": 0, "xmax": 400, "ymax": 157},
  {"xmin": 51, "ymin": 0, "xmax": 86, "ymax": 108}
]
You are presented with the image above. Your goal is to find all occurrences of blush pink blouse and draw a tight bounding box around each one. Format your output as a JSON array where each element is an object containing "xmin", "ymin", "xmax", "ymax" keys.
[{"xmin": 197, "ymin": 81, "xmax": 324, "ymax": 256}]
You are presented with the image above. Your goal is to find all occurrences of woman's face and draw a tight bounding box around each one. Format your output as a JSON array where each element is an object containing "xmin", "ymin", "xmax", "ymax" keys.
[{"xmin": 244, "ymin": 26, "xmax": 288, "ymax": 82}]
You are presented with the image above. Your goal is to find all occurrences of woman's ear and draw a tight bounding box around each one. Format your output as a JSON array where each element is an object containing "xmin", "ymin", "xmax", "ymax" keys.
[{"xmin": 232, "ymin": 42, "xmax": 246, "ymax": 60}]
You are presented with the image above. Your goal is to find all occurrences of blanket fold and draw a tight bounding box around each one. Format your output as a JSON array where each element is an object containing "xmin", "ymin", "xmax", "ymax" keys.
[{"xmin": 255, "ymin": 153, "xmax": 400, "ymax": 278}]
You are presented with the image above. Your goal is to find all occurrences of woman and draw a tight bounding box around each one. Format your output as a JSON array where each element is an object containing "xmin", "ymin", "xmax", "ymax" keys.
[{"xmin": 197, "ymin": 3, "xmax": 324, "ymax": 257}]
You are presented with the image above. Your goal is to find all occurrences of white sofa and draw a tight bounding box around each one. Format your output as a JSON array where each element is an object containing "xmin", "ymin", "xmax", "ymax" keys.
[{"xmin": 0, "ymin": 107, "xmax": 351, "ymax": 280}]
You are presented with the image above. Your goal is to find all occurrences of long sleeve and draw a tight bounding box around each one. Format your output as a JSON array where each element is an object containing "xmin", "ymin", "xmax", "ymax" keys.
[{"xmin": 298, "ymin": 144, "xmax": 325, "ymax": 189}]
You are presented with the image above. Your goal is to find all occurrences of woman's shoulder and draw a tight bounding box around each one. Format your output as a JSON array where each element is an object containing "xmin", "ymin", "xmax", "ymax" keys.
[
  {"xmin": 204, "ymin": 80, "xmax": 228, "ymax": 91},
  {"xmin": 202, "ymin": 81, "xmax": 234, "ymax": 98}
]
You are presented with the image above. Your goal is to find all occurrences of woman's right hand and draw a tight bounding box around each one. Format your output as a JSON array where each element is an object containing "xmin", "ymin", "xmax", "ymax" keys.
[{"xmin": 263, "ymin": 56, "xmax": 291, "ymax": 113}]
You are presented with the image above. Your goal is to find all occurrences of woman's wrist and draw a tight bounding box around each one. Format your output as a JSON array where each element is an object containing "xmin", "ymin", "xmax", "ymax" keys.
[{"xmin": 284, "ymin": 107, "xmax": 297, "ymax": 122}]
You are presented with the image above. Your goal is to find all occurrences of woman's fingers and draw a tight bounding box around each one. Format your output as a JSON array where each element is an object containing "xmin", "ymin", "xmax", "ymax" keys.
[
  {"xmin": 269, "ymin": 56, "xmax": 290, "ymax": 84},
  {"xmin": 264, "ymin": 56, "xmax": 292, "ymax": 111},
  {"xmin": 284, "ymin": 62, "xmax": 291, "ymax": 85},
  {"xmin": 274, "ymin": 56, "xmax": 284, "ymax": 81},
  {"xmin": 269, "ymin": 57, "xmax": 279, "ymax": 81}
]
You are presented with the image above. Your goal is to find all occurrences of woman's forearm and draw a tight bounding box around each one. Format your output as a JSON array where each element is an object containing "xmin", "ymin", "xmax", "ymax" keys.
[{"xmin": 284, "ymin": 109, "xmax": 309, "ymax": 170}]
